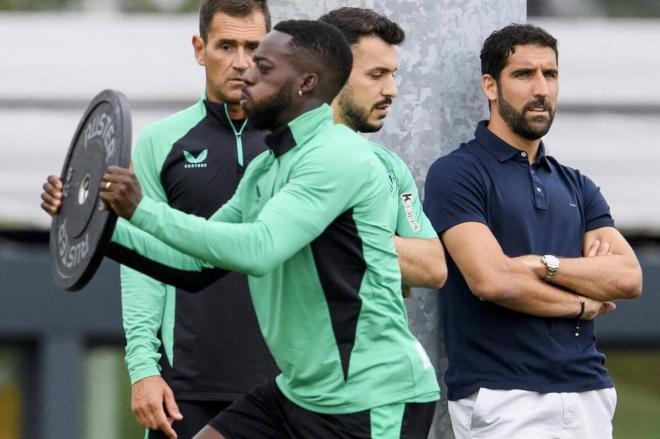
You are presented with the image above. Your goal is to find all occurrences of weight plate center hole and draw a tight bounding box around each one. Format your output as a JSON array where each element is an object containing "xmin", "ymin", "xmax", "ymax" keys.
[{"xmin": 78, "ymin": 174, "xmax": 91, "ymax": 205}]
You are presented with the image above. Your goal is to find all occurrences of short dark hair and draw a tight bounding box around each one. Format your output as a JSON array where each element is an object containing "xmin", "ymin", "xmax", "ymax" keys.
[
  {"xmin": 480, "ymin": 23, "xmax": 558, "ymax": 80},
  {"xmin": 318, "ymin": 7, "xmax": 405, "ymax": 46},
  {"xmin": 199, "ymin": 0, "xmax": 271, "ymax": 42},
  {"xmin": 274, "ymin": 20, "xmax": 353, "ymax": 102}
]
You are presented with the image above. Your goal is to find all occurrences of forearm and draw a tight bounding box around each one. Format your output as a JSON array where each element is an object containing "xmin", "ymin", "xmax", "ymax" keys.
[
  {"xmin": 121, "ymin": 265, "xmax": 166, "ymax": 384},
  {"xmin": 108, "ymin": 218, "xmax": 210, "ymax": 274},
  {"xmin": 547, "ymin": 256, "xmax": 642, "ymax": 301},
  {"xmin": 475, "ymin": 259, "xmax": 587, "ymax": 319},
  {"xmin": 394, "ymin": 236, "xmax": 447, "ymax": 288},
  {"xmin": 129, "ymin": 197, "xmax": 300, "ymax": 277},
  {"xmin": 109, "ymin": 236, "xmax": 227, "ymax": 292}
]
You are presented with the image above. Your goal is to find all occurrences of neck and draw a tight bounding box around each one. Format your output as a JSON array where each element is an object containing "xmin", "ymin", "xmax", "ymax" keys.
[
  {"xmin": 487, "ymin": 112, "xmax": 541, "ymax": 163},
  {"xmin": 205, "ymin": 90, "xmax": 246, "ymax": 120},
  {"xmin": 330, "ymin": 99, "xmax": 346, "ymax": 126},
  {"xmin": 225, "ymin": 103, "xmax": 246, "ymax": 120}
]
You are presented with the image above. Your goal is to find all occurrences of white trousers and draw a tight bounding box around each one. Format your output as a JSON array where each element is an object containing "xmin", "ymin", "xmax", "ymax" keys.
[{"xmin": 448, "ymin": 387, "xmax": 617, "ymax": 439}]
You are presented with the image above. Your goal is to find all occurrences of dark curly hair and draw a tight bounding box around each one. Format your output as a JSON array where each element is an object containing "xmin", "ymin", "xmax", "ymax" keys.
[
  {"xmin": 318, "ymin": 7, "xmax": 405, "ymax": 46},
  {"xmin": 481, "ymin": 23, "xmax": 558, "ymax": 80}
]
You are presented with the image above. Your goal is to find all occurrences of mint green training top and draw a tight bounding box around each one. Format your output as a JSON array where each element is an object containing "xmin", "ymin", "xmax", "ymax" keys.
[
  {"xmin": 112, "ymin": 104, "xmax": 439, "ymax": 414},
  {"xmin": 368, "ymin": 140, "xmax": 437, "ymax": 240}
]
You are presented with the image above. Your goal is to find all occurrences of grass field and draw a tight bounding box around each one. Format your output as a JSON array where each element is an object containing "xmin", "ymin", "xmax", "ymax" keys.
[
  {"xmin": 114, "ymin": 348, "xmax": 660, "ymax": 439},
  {"xmin": 605, "ymin": 349, "xmax": 660, "ymax": 439},
  {"xmin": 3, "ymin": 347, "xmax": 660, "ymax": 438}
]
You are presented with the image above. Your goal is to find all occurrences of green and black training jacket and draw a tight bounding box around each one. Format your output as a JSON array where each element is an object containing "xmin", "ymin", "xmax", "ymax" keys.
[
  {"xmin": 114, "ymin": 98, "xmax": 279, "ymax": 401},
  {"xmin": 111, "ymin": 104, "xmax": 440, "ymax": 414}
]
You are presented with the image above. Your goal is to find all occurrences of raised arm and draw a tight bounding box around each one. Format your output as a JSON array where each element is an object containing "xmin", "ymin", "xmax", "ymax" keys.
[{"xmin": 104, "ymin": 144, "xmax": 379, "ymax": 278}]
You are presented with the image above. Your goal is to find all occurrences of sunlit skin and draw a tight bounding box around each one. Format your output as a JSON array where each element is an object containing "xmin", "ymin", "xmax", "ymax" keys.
[
  {"xmin": 332, "ymin": 35, "xmax": 399, "ymax": 132},
  {"xmin": 193, "ymin": 11, "xmax": 267, "ymax": 119},
  {"xmin": 481, "ymin": 44, "xmax": 559, "ymax": 162}
]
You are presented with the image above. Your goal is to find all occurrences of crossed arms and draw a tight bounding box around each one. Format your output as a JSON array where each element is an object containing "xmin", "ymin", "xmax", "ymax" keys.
[{"xmin": 442, "ymin": 222, "xmax": 642, "ymax": 320}]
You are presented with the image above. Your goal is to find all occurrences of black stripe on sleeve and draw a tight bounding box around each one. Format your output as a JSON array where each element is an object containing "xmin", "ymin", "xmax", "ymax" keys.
[{"xmin": 107, "ymin": 242, "xmax": 228, "ymax": 293}]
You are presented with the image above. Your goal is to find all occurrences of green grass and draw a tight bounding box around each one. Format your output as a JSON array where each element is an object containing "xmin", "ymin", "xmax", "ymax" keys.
[{"xmin": 604, "ymin": 350, "xmax": 660, "ymax": 439}]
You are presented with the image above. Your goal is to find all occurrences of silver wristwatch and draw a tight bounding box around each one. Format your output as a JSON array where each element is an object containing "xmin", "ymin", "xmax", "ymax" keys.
[{"xmin": 540, "ymin": 254, "xmax": 560, "ymax": 281}]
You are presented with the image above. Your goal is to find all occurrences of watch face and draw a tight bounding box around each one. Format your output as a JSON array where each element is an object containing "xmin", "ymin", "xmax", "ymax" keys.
[{"xmin": 544, "ymin": 255, "xmax": 560, "ymax": 269}]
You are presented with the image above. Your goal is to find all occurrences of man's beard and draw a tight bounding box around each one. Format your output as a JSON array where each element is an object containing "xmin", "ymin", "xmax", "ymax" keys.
[
  {"xmin": 248, "ymin": 80, "xmax": 293, "ymax": 131},
  {"xmin": 337, "ymin": 85, "xmax": 388, "ymax": 133},
  {"xmin": 497, "ymin": 87, "xmax": 555, "ymax": 140}
]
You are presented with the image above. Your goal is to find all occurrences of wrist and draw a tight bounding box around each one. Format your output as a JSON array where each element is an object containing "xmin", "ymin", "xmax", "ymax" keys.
[
  {"xmin": 575, "ymin": 295, "xmax": 586, "ymax": 319},
  {"xmin": 540, "ymin": 254, "xmax": 560, "ymax": 281}
]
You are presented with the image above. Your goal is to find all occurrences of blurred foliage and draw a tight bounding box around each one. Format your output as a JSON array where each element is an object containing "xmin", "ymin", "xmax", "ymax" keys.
[
  {"xmin": 120, "ymin": 0, "xmax": 198, "ymax": 13},
  {"xmin": 600, "ymin": 0, "xmax": 660, "ymax": 17},
  {"xmin": 0, "ymin": 0, "xmax": 80, "ymax": 11},
  {"xmin": 0, "ymin": 0, "xmax": 200, "ymax": 11},
  {"xmin": 529, "ymin": 0, "xmax": 660, "ymax": 18},
  {"xmin": 0, "ymin": 348, "xmax": 21, "ymax": 439}
]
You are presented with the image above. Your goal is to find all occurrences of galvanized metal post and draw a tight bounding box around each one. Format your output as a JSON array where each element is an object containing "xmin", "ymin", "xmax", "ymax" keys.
[{"xmin": 271, "ymin": 2, "xmax": 526, "ymax": 437}]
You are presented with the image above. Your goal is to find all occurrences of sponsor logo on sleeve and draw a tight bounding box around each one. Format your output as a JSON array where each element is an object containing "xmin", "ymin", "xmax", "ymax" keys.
[{"xmin": 401, "ymin": 192, "xmax": 421, "ymax": 232}]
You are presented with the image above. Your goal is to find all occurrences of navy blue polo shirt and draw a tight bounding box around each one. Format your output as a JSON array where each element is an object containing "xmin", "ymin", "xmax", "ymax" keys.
[{"xmin": 424, "ymin": 121, "xmax": 615, "ymax": 401}]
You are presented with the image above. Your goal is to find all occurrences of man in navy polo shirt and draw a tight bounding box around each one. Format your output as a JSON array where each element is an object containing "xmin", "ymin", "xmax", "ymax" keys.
[{"xmin": 424, "ymin": 24, "xmax": 643, "ymax": 439}]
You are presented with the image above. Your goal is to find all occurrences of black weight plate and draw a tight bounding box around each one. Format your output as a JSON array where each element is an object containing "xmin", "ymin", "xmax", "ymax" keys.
[{"xmin": 50, "ymin": 89, "xmax": 131, "ymax": 291}]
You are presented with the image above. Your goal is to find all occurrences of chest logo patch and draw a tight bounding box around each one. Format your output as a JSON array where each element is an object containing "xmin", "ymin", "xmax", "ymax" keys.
[
  {"xmin": 401, "ymin": 192, "xmax": 421, "ymax": 232},
  {"xmin": 183, "ymin": 149, "xmax": 208, "ymax": 168}
]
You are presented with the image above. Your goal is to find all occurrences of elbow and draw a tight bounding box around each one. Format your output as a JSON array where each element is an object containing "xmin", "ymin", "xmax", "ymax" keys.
[
  {"xmin": 468, "ymin": 261, "xmax": 521, "ymax": 303},
  {"xmin": 469, "ymin": 278, "xmax": 516, "ymax": 302},
  {"xmin": 429, "ymin": 263, "xmax": 448, "ymax": 289},
  {"xmin": 423, "ymin": 240, "xmax": 448, "ymax": 288},
  {"xmin": 618, "ymin": 266, "xmax": 643, "ymax": 299},
  {"xmin": 245, "ymin": 260, "xmax": 276, "ymax": 277}
]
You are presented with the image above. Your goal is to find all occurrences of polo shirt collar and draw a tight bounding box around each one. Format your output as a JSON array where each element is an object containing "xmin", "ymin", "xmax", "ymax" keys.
[
  {"xmin": 475, "ymin": 120, "xmax": 552, "ymax": 170},
  {"xmin": 265, "ymin": 104, "xmax": 333, "ymax": 157}
]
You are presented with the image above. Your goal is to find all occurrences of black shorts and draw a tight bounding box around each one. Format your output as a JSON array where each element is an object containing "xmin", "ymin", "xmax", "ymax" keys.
[
  {"xmin": 148, "ymin": 400, "xmax": 232, "ymax": 439},
  {"xmin": 208, "ymin": 381, "xmax": 436, "ymax": 439}
]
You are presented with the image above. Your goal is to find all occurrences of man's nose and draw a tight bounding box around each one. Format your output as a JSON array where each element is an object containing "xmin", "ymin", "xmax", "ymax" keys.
[
  {"xmin": 233, "ymin": 48, "xmax": 251, "ymax": 71},
  {"xmin": 382, "ymin": 74, "xmax": 398, "ymax": 98},
  {"xmin": 242, "ymin": 66, "xmax": 256, "ymax": 85},
  {"xmin": 531, "ymin": 70, "xmax": 549, "ymax": 97}
]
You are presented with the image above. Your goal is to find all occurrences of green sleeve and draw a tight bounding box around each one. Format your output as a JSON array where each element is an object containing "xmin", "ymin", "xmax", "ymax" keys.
[
  {"xmin": 123, "ymin": 146, "xmax": 369, "ymax": 277},
  {"xmin": 109, "ymin": 180, "xmax": 246, "ymax": 283},
  {"xmin": 121, "ymin": 129, "xmax": 170, "ymax": 384},
  {"xmin": 393, "ymin": 156, "xmax": 437, "ymax": 239}
]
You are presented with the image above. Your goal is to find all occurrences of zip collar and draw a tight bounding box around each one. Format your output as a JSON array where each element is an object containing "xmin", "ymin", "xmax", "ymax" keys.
[
  {"xmin": 265, "ymin": 104, "xmax": 333, "ymax": 158},
  {"xmin": 202, "ymin": 98, "xmax": 250, "ymax": 166}
]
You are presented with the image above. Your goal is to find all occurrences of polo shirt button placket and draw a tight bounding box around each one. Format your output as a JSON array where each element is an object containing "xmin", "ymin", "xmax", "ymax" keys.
[{"xmin": 530, "ymin": 164, "xmax": 547, "ymax": 210}]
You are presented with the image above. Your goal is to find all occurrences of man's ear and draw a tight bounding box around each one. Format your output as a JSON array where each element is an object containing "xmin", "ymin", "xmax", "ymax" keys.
[
  {"xmin": 299, "ymin": 73, "xmax": 319, "ymax": 94},
  {"xmin": 481, "ymin": 74, "xmax": 498, "ymax": 102},
  {"xmin": 192, "ymin": 34, "xmax": 206, "ymax": 67}
]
